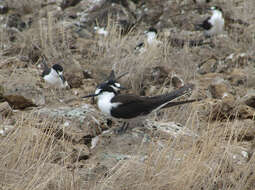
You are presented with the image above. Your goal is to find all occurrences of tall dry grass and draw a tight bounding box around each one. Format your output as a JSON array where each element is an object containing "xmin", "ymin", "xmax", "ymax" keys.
[{"xmin": 0, "ymin": 114, "xmax": 80, "ymax": 190}]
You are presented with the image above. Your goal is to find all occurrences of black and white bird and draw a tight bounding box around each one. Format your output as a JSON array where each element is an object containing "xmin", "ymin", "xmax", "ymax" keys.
[
  {"xmin": 42, "ymin": 61, "xmax": 69, "ymax": 89},
  {"xmin": 83, "ymin": 71, "xmax": 196, "ymax": 132},
  {"xmin": 198, "ymin": 6, "xmax": 224, "ymax": 37},
  {"xmin": 135, "ymin": 27, "xmax": 162, "ymax": 53}
]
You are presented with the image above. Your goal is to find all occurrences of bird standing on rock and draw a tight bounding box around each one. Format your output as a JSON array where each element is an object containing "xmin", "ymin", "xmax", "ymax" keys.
[
  {"xmin": 83, "ymin": 70, "xmax": 197, "ymax": 133},
  {"xmin": 41, "ymin": 60, "xmax": 69, "ymax": 89},
  {"xmin": 198, "ymin": 6, "xmax": 225, "ymax": 37}
]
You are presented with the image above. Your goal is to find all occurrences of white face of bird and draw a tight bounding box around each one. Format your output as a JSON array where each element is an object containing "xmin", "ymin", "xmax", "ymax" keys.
[{"xmin": 210, "ymin": 6, "xmax": 222, "ymax": 13}]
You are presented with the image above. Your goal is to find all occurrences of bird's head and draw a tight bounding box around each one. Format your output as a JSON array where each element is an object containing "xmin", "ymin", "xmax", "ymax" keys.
[
  {"xmin": 52, "ymin": 64, "xmax": 64, "ymax": 75},
  {"xmin": 210, "ymin": 6, "xmax": 223, "ymax": 13},
  {"xmin": 83, "ymin": 70, "xmax": 128, "ymax": 100}
]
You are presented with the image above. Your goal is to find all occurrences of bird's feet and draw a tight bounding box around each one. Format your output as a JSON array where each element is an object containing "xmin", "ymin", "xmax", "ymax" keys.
[{"xmin": 113, "ymin": 122, "xmax": 129, "ymax": 135}]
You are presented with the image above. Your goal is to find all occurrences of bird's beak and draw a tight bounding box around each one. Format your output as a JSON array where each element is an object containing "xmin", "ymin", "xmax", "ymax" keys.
[
  {"xmin": 59, "ymin": 74, "xmax": 65, "ymax": 81},
  {"xmin": 82, "ymin": 93, "xmax": 100, "ymax": 104},
  {"xmin": 57, "ymin": 72, "xmax": 65, "ymax": 82},
  {"xmin": 82, "ymin": 93, "xmax": 99, "ymax": 98}
]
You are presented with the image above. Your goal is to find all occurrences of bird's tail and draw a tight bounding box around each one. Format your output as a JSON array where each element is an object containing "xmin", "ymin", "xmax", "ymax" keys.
[
  {"xmin": 149, "ymin": 84, "xmax": 196, "ymax": 112},
  {"xmin": 162, "ymin": 99, "xmax": 198, "ymax": 109},
  {"xmin": 151, "ymin": 84, "xmax": 194, "ymax": 102}
]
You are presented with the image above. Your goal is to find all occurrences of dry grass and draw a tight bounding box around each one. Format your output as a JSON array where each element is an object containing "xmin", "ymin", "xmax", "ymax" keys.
[
  {"xmin": 1, "ymin": 111, "xmax": 254, "ymax": 189},
  {"xmin": 0, "ymin": 115, "xmax": 79, "ymax": 190},
  {"xmin": 1, "ymin": 0, "xmax": 255, "ymax": 189}
]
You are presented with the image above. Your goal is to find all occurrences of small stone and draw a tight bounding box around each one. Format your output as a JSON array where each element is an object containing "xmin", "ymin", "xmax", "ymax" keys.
[
  {"xmin": 209, "ymin": 83, "xmax": 229, "ymax": 99},
  {"xmin": 83, "ymin": 70, "xmax": 93, "ymax": 79},
  {"xmin": 237, "ymin": 105, "xmax": 255, "ymax": 119},
  {"xmin": 65, "ymin": 74, "xmax": 83, "ymax": 88},
  {"xmin": 241, "ymin": 151, "xmax": 249, "ymax": 158},
  {"xmin": 171, "ymin": 75, "xmax": 184, "ymax": 88},
  {"xmin": 242, "ymin": 92, "xmax": 255, "ymax": 109},
  {"xmin": 0, "ymin": 125, "xmax": 14, "ymax": 136},
  {"xmin": 60, "ymin": 0, "xmax": 82, "ymax": 9},
  {"xmin": 197, "ymin": 58, "xmax": 217, "ymax": 74},
  {"xmin": 228, "ymin": 69, "xmax": 247, "ymax": 86}
]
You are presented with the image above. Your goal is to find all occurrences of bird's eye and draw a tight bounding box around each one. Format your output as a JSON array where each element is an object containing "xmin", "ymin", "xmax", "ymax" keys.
[{"xmin": 114, "ymin": 83, "xmax": 121, "ymax": 88}]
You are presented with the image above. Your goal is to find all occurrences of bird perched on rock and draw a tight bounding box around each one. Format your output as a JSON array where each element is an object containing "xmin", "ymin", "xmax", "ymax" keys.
[
  {"xmin": 41, "ymin": 59, "xmax": 69, "ymax": 89},
  {"xmin": 83, "ymin": 70, "xmax": 197, "ymax": 133},
  {"xmin": 197, "ymin": 6, "xmax": 225, "ymax": 37}
]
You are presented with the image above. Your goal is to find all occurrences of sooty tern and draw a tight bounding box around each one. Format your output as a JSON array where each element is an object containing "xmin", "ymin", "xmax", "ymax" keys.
[
  {"xmin": 42, "ymin": 60, "xmax": 69, "ymax": 89},
  {"xmin": 198, "ymin": 6, "xmax": 224, "ymax": 37},
  {"xmin": 135, "ymin": 27, "xmax": 162, "ymax": 53},
  {"xmin": 83, "ymin": 70, "xmax": 197, "ymax": 133}
]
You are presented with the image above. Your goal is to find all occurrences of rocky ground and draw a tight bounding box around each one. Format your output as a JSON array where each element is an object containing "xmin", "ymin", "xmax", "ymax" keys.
[{"xmin": 0, "ymin": 0, "xmax": 255, "ymax": 189}]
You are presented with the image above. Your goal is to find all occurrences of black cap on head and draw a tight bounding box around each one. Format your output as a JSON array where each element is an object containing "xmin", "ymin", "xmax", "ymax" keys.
[
  {"xmin": 52, "ymin": 64, "xmax": 63, "ymax": 72},
  {"xmin": 210, "ymin": 6, "xmax": 223, "ymax": 12},
  {"xmin": 147, "ymin": 27, "xmax": 158, "ymax": 34}
]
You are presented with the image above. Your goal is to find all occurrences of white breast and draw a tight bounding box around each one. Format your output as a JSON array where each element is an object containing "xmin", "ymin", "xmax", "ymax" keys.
[
  {"xmin": 206, "ymin": 10, "xmax": 224, "ymax": 36},
  {"xmin": 97, "ymin": 92, "xmax": 121, "ymax": 116},
  {"xmin": 146, "ymin": 32, "xmax": 162, "ymax": 45},
  {"xmin": 43, "ymin": 69, "xmax": 66, "ymax": 88}
]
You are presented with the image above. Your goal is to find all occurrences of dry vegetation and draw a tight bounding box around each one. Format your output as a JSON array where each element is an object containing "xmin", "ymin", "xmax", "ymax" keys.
[{"xmin": 0, "ymin": 0, "xmax": 255, "ymax": 189}]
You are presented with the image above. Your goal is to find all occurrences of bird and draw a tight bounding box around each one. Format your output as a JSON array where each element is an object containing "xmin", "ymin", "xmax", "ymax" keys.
[
  {"xmin": 135, "ymin": 27, "xmax": 162, "ymax": 53},
  {"xmin": 197, "ymin": 6, "xmax": 225, "ymax": 37},
  {"xmin": 41, "ymin": 59, "xmax": 69, "ymax": 89},
  {"xmin": 83, "ymin": 70, "xmax": 197, "ymax": 133},
  {"xmin": 94, "ymin": 26, "xmax": 108, "ymax": 36}
]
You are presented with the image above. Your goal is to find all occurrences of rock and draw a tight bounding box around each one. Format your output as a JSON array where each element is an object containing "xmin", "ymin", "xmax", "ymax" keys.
[
  {"xmin": 6, "ymin": 13, "xmax": 27, "ymax": 31},
  {"xmin": 77, "ymin": 1, "xmax": 133, "ymax": 29},
  {"xmin": 72, "ymin": 144, "xmax": 90, "ymax": 161},
  {"xmin": 171, "ymin": 75, "xmax": 184, "ymax": 88},
  {"xmin": 228, "ymin": 146, "xmax": 250, "ymax": 164},
  {"xmin": 225, "ymin": 52, "xmax": 250, "ymax": 68},
  {"xmin": 242, "ymin": 92, "xmax": 255, "ymax": 109},
  {"xmin": 237, "ymin": 105, "xmax": 255, "ymax": 120},
  {"xmin": 200, "ymin": 97, "xmax": 254, "ymax": 121},
  {"xmin": 3, "ymin": 94, "xmax": 36, "ymax": 109},
  {"xmin": 83, "ymin": 70, "xmax": 93, "ymax": 79},
  {"xmin": 208, "ymin": 78, "xmax": 232, "ymax": 99},
  {"xmin": 199, "ymin": 98, "xmax": 235, "ymax": 121},
  {"xmin": 3, "ymin": 84, "xmax": 45, "ymax": 109},
  {"xmin": 197, "ymin": 58, "xmax": 217, "ymax": 74},
  {"xmin": 0, "ymin": 125, "xmax": 14, "ymax": 136},
  {"xmin": 0, "ymin": 85, "xmax": 4, "ymax": 102},
  {"xmin": 146, "ymin": 120, "xmax": 198, "ymax": 138},
  {"xmin": 65, "ymin": 74, "xmax": 83, "ymax": 88},
  {"xmin": 60, "ymin": 0, "xmax": 81, "ymax": 9},
  {"xmin": 0, "ymin": 102, "xmax": 12, "ymax": 118},
  {"xmin": 143, "ymin": 66, "xmax": 171, "ymax": 86},
  {"xmin": 227, "ymin": 69, "xmax": 247, "ymax": 86},
  {"xmin": 36, "ymin": 104, "xmax": 109, "ymax": 143}
]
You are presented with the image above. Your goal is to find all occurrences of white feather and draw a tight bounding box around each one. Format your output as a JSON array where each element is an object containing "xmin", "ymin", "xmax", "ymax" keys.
[
  {"xmin": 146, "ymin": 32, "xmax": 162, "ymax": 45},
  {"xmin": 43, "ymin": 68, "xmax": 68, "ymax": 88},
  {"xmin": 97, "ymin": 91, "xmax": 121, "ymax": 116},
  {"xmin": 205, "ymin": 10, "xmax": 224, "ymax": 36}
]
